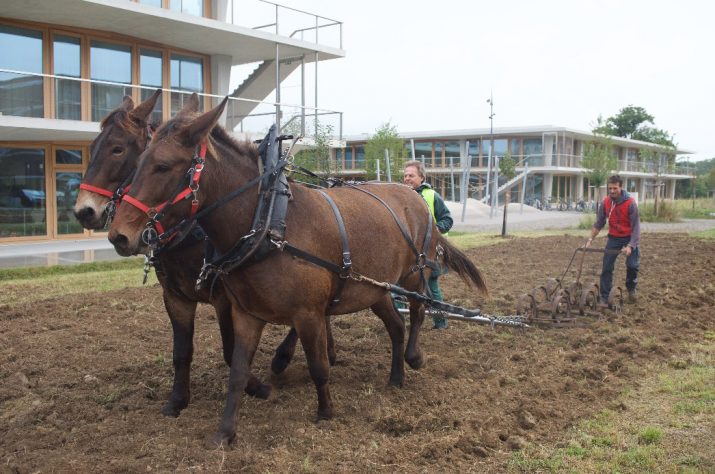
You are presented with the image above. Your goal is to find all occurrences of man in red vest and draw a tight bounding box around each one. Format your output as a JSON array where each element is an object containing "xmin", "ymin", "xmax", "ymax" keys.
[{"xmin": 584, "ymin": 174, "xmax": 641, "ymax": 304}]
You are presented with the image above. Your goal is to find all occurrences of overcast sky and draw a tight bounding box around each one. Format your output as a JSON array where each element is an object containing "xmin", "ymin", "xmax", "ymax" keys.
[{"xmin": 276, "ymin": 0, "xmax": 713, "ymax": 161}]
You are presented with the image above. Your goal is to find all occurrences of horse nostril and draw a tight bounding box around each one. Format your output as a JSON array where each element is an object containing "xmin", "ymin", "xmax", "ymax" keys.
[
  {"xmin": 74, "ymin": 206, "xmax": 96, "ymax": 223},
  {"xmin": 109, "ymin": 232, "xmax": 129, "ymax": 252}
]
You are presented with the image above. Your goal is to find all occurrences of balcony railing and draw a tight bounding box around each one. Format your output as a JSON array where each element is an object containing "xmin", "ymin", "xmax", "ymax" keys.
[
  {"xmin": 224, "ymin": 0, "xmax": 342, "ymax": 50},
  {"xmin": 0, "ymin": 68, "xmax": 342, "ymax": 140}
]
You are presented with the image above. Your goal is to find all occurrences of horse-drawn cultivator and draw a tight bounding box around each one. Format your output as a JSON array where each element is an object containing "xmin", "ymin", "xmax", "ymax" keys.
[{"xmin": 515, "ymin": 247, "xmax": 623, "ymax": 327}]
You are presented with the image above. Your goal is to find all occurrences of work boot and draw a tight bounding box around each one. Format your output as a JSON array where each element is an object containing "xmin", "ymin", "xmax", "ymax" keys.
[
  {"xmin": 431, "ymin": 316, "xmax": 448, "ymax": 330},
  {"xmin": 627, "ymin": 289, "xmax": 638, "ymax": 304}
]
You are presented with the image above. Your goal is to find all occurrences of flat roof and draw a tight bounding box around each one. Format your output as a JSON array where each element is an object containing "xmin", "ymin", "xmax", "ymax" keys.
[
  {"xmin": 345, "ymin": 125, "xmax": 694, "ymax": 154},
  {"xmin": 1, "ymin": 0, "xmax": 345, "ymax": 66}
]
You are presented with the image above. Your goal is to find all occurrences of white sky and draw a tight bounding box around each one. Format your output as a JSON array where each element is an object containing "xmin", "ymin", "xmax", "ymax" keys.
[{"xmin": 274, "ymin": 0, "xmax": 714, "ymax": 161}]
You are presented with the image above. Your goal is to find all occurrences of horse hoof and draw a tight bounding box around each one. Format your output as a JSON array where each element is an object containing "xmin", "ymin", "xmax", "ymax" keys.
[
  {"xmin": 205, "ymin": 432, "xmax": 234, "ymax": 450},
  {"xmin": 315, "ymin": 408, "xmax": 334, "ymax": 421},
  {"xmin": 270, "ymin": 353, "xmax": 292, "ymax": 375},
  {"xmin": 160, "ymin": 400, "xmax": 187, "ymax": 418},
  {"xmin": 246, "ymin": 382, "xmax": 272, "ymax": 400},
  {"xmin": 387, "ymin": 377, "xmax": 404, "ymax": 388},
  {"xmin": 328, "ymin": 352, "xmax": 337, "ymax": 366},
  {"xmin": 405, "ymin": 351, "xmax": 425, "ymax": 370}
]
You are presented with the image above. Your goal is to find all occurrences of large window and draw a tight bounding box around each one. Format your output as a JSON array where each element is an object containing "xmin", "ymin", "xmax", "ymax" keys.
[
  {"xmin": 140, "ymin": 48, "xmax": 164, "ymax": 123},
  {"xmin": 0, "ymin": 25, "xmax": 44, "ymax": 118},
  {"xmin": 55, "ymin": 169, "xmax": 83, "ymax": 235},
  {"xmin": 0, "ymin": 148, "xmax": 47, "ymax": 238},
  {"xmin": 523, "ymin": 138, "xmax": 543, "ymax": 166},
  {"xmin": 91, "ymin": 41, "xmax": 133, "ymax": 121},
  {"xmin": 170, "ymin": 54, "xmax": 204, "ymax": 115},
  {"xmin": 53, "ymin": 35, "xmax": 81, "ymax": 120},
  {"xmin": 354, "ymin": 146, "xmax": 365, "ymax": 169},
  {"xmin": 445, "ymin": 141, "xmax": 460, "ymax": 168},
  {"xmin": 170, "ymin": 0, "xmax": 204, "ymax": 16},
  {"xmin": 414, "ymin": 142, "xmax": 432, "ymax": 167}
]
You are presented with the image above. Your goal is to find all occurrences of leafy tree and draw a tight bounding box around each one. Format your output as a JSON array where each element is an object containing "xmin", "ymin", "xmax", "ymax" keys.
[
  {"xmin": 593, "ymin": 105, "xmax": 674, "ymax": 147},
  {"xmin": 284, "ymin": 119, "xmax": 335, "ymax": 185},
  {"xmin": 498, "ymin": 151, "xmax": 517, "ymax": 237},
  {"xmin": 640, "ymin": 145, "xmax": 676, "ymax": 216},
  {"xmin": 581, "ymin": 136, "xmax": 618, "ymax": 211},
  {"xmin": 364, "ymin": 122, "xmax": 406, "ymax": 181},
  {"xmin": 708, "ymin": 167, "xmax": 715, "ymax": 199}
]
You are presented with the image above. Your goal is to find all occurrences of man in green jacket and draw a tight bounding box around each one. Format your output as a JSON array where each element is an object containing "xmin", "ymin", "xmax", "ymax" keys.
[{"xmin": 403, "ymin": 160, "xmax": 454, "ymax": 329}]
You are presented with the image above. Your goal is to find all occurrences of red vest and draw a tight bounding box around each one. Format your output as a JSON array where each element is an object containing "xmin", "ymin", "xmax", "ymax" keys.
[{"xmin": 603, "ymin": 196, "xmax": 634, "ymax": 237}]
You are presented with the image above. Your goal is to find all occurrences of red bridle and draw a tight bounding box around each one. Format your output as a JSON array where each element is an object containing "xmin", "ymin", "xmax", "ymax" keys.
[{"xmin": 122, "ymin": 141, "xmax": 207, "ymax": 244}]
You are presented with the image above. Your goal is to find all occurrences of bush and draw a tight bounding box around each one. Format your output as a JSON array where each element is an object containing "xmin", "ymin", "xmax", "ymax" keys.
[{"xmin": 639, "ymin": 200, "xmax": 679, "ymax": 222}]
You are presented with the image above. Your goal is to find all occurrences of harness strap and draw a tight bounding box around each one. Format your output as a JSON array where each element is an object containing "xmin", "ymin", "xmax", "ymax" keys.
[
  {"xmin": 282, "ymin": 243, "xmax": 344, "ymax": 275},
  {"xmin": 318, "ymin": 190, "xmax": 352, "ymax": 306},
  {"xmin": 79, "ymin": 183, "xmax": 114, "ymax": 198}
]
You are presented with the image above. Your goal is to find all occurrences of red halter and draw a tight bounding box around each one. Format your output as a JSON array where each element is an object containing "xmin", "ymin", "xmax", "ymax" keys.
[{"xmin": 122, "ymin": 141, "xmax": 207, "ymax": 243}]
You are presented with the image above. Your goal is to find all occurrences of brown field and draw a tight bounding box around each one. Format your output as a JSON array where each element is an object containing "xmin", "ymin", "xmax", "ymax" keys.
[{"xmin": 1, "ymin": 233, "xmax": 714, "ymax": 472}]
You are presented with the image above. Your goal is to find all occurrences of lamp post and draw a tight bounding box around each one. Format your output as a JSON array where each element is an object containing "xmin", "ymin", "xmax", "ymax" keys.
[{"xmin": 486, "ymin": 94, "xmax": 495, "ymax": 218}]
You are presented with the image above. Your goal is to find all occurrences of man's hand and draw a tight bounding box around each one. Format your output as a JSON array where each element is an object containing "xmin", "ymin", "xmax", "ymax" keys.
[
  {"xmin": 622, "ymin": 245, "xmax": 633, "ymax": 256},
  {"xmin": 584, "ymin": 237, "xmax": 593, "ymax": 248}
]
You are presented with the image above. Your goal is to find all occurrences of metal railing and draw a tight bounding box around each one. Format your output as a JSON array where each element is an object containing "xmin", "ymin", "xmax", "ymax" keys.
[
  {"xmin": 224, "ymin": 0, "xmax": 343, "ymax": 50},
  {"xmin": 0, "ymin": 68, "xmax": 342, "ymax": 140}
]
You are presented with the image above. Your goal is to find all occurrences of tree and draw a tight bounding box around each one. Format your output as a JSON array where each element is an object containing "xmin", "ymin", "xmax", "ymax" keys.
[
  {"xmin": 593, "ymin": 105, "xmax": 674, "ymax": 147},
  {"xmin": 498, "ymin": 151, "xmax": 517, "ymax": 237},
  {"xmin": 364, "ymin": 122, "xmax": 406, "ymax": 181},
  {"xmin": 284, "ymin": 120, "xmax": 335, "ymax": 185},
  {"xmin": 707, "ymin": 167, "xmax": 715, "ymax": 200},
  {"xmin": 581, "ymin": 136, "xmax": 618, "ymax": 212}
]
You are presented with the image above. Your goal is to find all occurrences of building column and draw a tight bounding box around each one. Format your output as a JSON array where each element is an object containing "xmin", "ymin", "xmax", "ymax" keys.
[
  {"xmin": 542, "ymin": 173, "xmax": 553, "ymax": 200},
  {"xmin": 211, "ymin": 54, "xmax": 232, "ymax": 125},
  {"xmin": 668, "ymin": 179, "xmax": 676, "ymax": 200},
  {"xmin": 576, "ymin": 174, "xmax": 584, "ymax": 200},
  {"xmin": 639, "ymin": 178, "xmax": 647, "ymax": 202}
]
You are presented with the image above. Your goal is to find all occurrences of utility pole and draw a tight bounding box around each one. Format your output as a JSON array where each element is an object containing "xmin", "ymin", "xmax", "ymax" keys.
[{"xmin": 486, "ymin": 93, "xmax": 495, "ymax": 218}]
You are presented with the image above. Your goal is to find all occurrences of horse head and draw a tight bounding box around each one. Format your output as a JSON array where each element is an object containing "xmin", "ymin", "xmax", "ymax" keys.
[
  {"xmin": 108, "ymin": 95, "xmax": 230, "ymax": 256},
  {"xmin": 73, "ymin": 89, "xmax": 162, "ymax": 229}
]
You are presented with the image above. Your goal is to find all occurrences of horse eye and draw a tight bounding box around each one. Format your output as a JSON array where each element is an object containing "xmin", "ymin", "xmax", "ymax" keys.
[
  {"xmin": 112, "ymin": 146, "xmax": 124, "ymax": 156},
  {"xmin": 154, "ymin": 163, "xmax": 171, "ymax": 173}
]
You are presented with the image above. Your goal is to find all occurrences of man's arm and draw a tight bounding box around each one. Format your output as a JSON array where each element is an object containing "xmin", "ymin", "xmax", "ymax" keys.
[
  {"xmin": 432, "ymin": 193, "xmax": 453, "ymax": 234},
  {"xmin": 628, "ymin": 201, "xmax": 640, "ymax": 248}
]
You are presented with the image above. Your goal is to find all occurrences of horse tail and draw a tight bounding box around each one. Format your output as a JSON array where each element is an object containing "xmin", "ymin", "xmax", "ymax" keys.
[{"xmin": 437, "ymin": 234, "xmax": 489, "ymax": 297}]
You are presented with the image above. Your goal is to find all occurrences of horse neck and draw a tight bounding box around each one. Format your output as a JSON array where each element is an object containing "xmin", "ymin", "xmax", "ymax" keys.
[{"xmin": 197, "ymin": 141, "xmax": 260, "ymax": 253}]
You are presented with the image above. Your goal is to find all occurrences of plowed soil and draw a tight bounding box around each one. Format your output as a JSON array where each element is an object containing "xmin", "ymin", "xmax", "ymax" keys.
[{"xmin": 2, "ymin": 234, "xmax": 714, "ymax": 472}]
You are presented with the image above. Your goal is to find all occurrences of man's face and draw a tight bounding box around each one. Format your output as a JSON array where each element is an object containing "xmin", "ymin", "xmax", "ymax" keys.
[
  {"xmin": 403, "ymin": 166, "xmax": 423, "ymax": 190},
  {"xmin": 607, "ymin": 182, "xmax": 622, "ymax": 200}
]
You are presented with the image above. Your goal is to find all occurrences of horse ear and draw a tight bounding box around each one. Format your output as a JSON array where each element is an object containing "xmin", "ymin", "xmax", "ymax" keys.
[
  {"xmin": 176, "ymin": 93, "xmax": 200, "ymax": 116},
  {"xmin": 119, "ymin": 95, "xmax": 135, "ymax": 111},
  {"xmin": 178, "ymin": 97, "xmax": 229, "ymax": 146},
  {"xmin": 128, "ymin": 89, "xmax": 161, "ymax": 125}
]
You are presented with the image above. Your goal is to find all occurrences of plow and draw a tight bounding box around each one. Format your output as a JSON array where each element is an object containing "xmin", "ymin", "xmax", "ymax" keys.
[{"xmin": 390, "ymin": 246, "xmax": 624, "ymax": 330}]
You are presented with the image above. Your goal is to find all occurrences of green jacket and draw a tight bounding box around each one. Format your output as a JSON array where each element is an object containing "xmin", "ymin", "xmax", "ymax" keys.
[{"xmin": 416, "ymin": 183, "xmax": 453, "ymax": 234}]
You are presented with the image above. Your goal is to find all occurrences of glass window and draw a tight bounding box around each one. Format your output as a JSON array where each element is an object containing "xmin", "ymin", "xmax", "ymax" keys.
[
  {"xmin": 0, "ymin": 25, "xmax": 44, "ymax": 118},
  {"xmin": 56, "ymin": 171, "xmax": 83, "ymax": 235},
  {"xmin": 139, "ymin": 0, "xmax": 163, "ymax": 6},
  {"xmin": 468, "ymin": 140, "xmax": 479, "ymax": 167},
  {"xmin": 510, "ymin": 139, "xmax": 521, "ymax": 157},
  {"xmin": 344, "ymin": 147, "xmax": 353, "ymax": 169},
  {"xmin": 54, "ymin": 35, "xmax": 81, "ymax": 120},
  {"xmin": 140, "ymin": 48, "xmax": 163, "ymax": 123},
  {"xmin": 414, "ymin": 142, "xmax": 432, "ymax": 166},
  {"xmin": 55, "ymin": 149, "xmax": 82, "ymax": 165},
  {"xmin": 481, "ymin": 139, "xmax": 507, "ymax": 156},
  {"xmin": 170, "ymin": 54, "xmax": 204, "ymax": 115},
  {"xmin": 170, "ymin": 0, "xmax": 204, "ymax": 16},
  {"xmin": 0, "ymin": 148, "xmax": 47, "ymax": 238},
  {"xmin": 445, "ymin": 141, "xmax": 460, "ymax": 168},
  {"xmin": 91, "ymin": 41, "xmax": 133, "ymax": 121},
  {"xmin": 433, "ymin": 143, "xmax": 443, "ymax": 167},
  {"xmin": 354, "ymin": 145, "xmax": 365, "ymax": 169}
]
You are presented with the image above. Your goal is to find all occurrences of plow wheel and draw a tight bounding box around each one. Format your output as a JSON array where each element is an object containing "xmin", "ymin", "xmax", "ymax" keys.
[
  {"xmin": 568, "ymin": 282, "xmax": 582, "ymax": 308},
  {"xmin": 516, "ymin": 293, "xmax": 538, "ymax": 323},
  {"xmin": 530, "ymin": 285, "xmax": 551, "ymax": 313},
  {"xmin": 550, "ymin": 289, "xmax": 572, "ymax": 323},
  {"xmin": 579, "ymin": 283, "xmax": 600, "ymax": 316},
  {"xmin": 608, "ymin": 287, "xmax": 624, "ymax": 314}
]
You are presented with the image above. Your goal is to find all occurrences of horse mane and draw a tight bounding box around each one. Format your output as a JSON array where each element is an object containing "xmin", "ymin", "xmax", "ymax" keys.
[
  {"xmin": 152, "ymin": 111, "xmax": 259, "ymax": 162},
  {"xmin": 99, "ymin": 108, "xmax": 143, "ymax": 137}
]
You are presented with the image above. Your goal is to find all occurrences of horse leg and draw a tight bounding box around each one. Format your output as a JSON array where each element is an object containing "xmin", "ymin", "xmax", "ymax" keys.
[
  {"xmin": 270, "ymin": 328, "xmax": 298, "ymax": 375},
  {"xmin": 209, "ymin": 311, "xmax": 265, "ymax": 448},
  {"xmin": 370, "ymin": 296, "xmax": 406, "ymax": 387},
  {"xmin": 404, "ymin": 299, "xmax": 426, "ymax": 370},
  {"xmin": 214, "ymin": 295, "xmax": 271, "ymax": 399},
  {"xmin": 294, "ymin": 314, "xmax": 334, "ymax": 420},
  {"xmin": 160, "ymin": 291, "xmax": 196, "ymax": 417},
  {"xmin": 271, "ymin": 316, "xmax": 337, "ymax": 375}
]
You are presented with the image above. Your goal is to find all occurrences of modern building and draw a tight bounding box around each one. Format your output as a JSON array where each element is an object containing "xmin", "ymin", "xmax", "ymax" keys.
[
  {"xmin": 335, "ymin": 126, "xmax": 694, "ymax": 206},
  {"xmin": 0, "ymin": 0, "xmax": 344, "ymax": 243}
]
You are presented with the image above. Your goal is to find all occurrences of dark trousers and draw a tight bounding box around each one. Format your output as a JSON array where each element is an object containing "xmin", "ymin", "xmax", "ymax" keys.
[{"xmin": 600, "ymin": 235, "xmax": 640, "ymax": 301}]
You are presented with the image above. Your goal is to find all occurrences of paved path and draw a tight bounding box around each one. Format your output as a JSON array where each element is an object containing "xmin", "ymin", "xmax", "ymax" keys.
[{"xmin": 1, "ymin": 201, "xmax": 714, "ymax": 269}]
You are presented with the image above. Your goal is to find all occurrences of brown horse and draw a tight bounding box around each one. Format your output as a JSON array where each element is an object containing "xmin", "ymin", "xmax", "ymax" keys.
[
  {"xmin": 108, "ymin": 97, "xmax": 488, "ymax": 446},
  {"xmin": 73, "ymin": 91, "xmax": 318, "ymax": 417}
]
